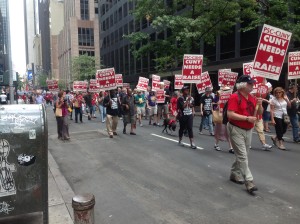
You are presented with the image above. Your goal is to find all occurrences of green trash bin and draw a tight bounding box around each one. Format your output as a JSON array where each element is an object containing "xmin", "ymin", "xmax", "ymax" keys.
[{"xmin": 0, "ymin": 104, "xmax": 48, "ymax": 224}]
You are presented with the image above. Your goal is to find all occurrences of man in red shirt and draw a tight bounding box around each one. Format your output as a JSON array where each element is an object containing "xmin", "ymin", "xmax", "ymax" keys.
[{"xmin": 227, "ymin": 75, "xmax": 263, "ymax": 194}]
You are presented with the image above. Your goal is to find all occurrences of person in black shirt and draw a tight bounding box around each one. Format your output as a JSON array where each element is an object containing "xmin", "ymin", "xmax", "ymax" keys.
[
  {"xmin": 177, "ymin": 86, "xmax": 196, "ymax": 149},
  {"xmin": 103, "ymin": 89, "xmax": 120, "ymax": 138},
  {"xmin": 286, "ymin": 83, "xmax": 300, "ymax": 142},
  {"xmin": 84, "ymin": 91, "xmax": 93, "ymax": 120},
  {"xmin": 199, "ymin": 87, "xmax": 214, "ymax": 136}
]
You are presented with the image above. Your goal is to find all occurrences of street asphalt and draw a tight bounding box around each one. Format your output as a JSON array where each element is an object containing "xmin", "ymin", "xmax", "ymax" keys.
[{"xmin": 47, "ymin": 107, "xmax": 300, "ymax": 224}]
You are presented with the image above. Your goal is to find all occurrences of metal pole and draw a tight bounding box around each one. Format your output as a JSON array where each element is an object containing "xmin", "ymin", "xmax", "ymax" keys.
[{"xmin": 7, "ymin": 0, "xmax": 14, "ymax": 104}]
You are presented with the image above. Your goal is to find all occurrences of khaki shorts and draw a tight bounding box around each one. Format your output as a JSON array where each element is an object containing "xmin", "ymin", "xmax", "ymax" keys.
[
  {"xmin": 157, "ymin": 104, "xmax": 169, "ymax": 116},
  {"xmin": 148, "ymin": 105, "xmax": 157, "ymax": 116},
  {"xmin": 136, "ymin": 106, "xmax": 146, "ymax": 116}
]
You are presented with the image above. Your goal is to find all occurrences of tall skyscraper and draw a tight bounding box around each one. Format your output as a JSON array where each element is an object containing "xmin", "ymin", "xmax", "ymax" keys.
[{"xmin": 0, "ymin": 0, "xmax": 8, "ymax": 74}]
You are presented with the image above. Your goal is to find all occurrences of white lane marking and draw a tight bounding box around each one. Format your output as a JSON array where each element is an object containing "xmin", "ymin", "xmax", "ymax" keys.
[
  {"xmin": 253, "ymin": 132, "xmax": 290, "ymax": 139},
  {"xmin": 151, "ymin": 133, "xmax": 204, "ymax": 150}
]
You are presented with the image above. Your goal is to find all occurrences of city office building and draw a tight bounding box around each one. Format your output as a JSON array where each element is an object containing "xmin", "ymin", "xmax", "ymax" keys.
[
  {"xmin": 58, "ymin": 0, "xmax": 100, "ymax": 88},
  {"xmin": 99, "ymin": 1, "xmax": 300, "ymax": 87},
  {"xmin": 0, "ymin": 0, "xmax": 8, "ymax": 77}
]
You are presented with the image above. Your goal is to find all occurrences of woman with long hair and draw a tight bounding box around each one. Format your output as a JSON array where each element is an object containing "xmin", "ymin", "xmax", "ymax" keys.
[{"xmin": 270, "ymin": 87, "xmax": 291, "ymax": 150}]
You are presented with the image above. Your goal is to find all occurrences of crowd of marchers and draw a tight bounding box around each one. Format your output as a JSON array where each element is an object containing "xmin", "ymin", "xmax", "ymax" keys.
[{"xmin": 6, "ymin": 77, "xmax": 300, "ymax": 194}]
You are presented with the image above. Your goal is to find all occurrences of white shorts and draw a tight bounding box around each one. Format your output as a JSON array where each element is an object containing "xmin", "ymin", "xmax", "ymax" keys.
[
  {"xmin": 136, "ymin": 107, "xmax": 146, "ymax": 116},
  {"xmin": 148, "ymin": 105, "xmax": 157, "ymax": 116}
]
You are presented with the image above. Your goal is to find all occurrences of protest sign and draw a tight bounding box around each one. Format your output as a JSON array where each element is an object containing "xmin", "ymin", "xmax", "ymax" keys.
[
  {"xmin": 96, "ymin": 68, "xmax": 116, "ymax": 90},
  {"xmin": 218, "ymin": 69, "xmax": 231, "ymax": 86},
  {"xmin": 221, "ymin": 71, "xmax": 238, "ymax": 89},
  {"xmin": 243, "ymin": 62, "xmax": 253, "ymax": 75},
  {"xmin": 136, "ymin": 77, "xmax": 149, "ymax": 91},
  {"xmin": 182, "ymin": 54, "xmax": 203, "ymax": 83},
  {"xmin": 256, "ymin": 84, "xmax": 268, "ymax": 98},
  {"xmin": 46, "ymin": 80, "xmax": 59, "ymax": 92},
  {"xmin": 174, "ymin": 74, "xmax": 183, "ymax": 90},
  {"xmin": 123, "ymin": 83, "xmax": 130, "ymax": 89},
  {"xmin": 89, "ymin": 79, "xmax": 100, "ymax": 93},
  {"xmin": 152, "ymin": 75, "xmax": 160, "ymax": 91},
  {"xmin": 163, "ymin": 80, "xmax": 170, "ymax": 89},
  {"xmin": 73, "ymin": 81, "xmax": 88, "ymax": 92},
  {"xmin": 115, "ymin": 74, "xmax": 123, "ymax": 87},
  {"xmin": 219, "ymin": 91, "xmax": 232, "ymax": 113},
  {"xmin": 252, "ymin": 24, "xmax": 292, "ymax": 80},
  {"xmin": 288, "ymin": 51, "xmax": 300, "ymax": 80},
  {"xmin": 196, "ymin": 71, "xmax": 213, "ymax": 94},
  {"xmin": 156, "ymin": 89, "xmax": 165, "ymax": 104}
]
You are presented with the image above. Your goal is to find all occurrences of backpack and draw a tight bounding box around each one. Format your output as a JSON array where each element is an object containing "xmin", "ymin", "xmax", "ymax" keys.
[{"xmin": 222, "ymin": 92, "xmax": 241, "ymax": 125}]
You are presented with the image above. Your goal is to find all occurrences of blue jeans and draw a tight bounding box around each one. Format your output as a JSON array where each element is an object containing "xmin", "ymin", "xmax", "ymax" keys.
[
  {"xmin": 199, "ymin": 114, "xmax": 214, "ymax": 134},
  {"xmin": 290, "ymin": 114, "xmax": 299, "ymax": 141},
  {"xmin": 98, "ymin": 104, "xmax": 106, "ymax": 122}
]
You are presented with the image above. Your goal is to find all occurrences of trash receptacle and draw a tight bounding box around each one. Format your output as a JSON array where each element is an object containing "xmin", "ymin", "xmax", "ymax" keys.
[{"xmin": 0, "ymin": 104, "xmax": 48, "ymax": 224}]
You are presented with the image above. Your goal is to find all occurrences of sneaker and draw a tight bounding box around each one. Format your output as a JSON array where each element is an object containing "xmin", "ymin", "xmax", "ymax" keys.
[
  {"xmin": 130, "ymin": 132, "xmax": 136, "ymax": 135},
  {"xmin": 149, "ymin": 121, "xmax": 152, "ymax": 125},
  {"xmin": 109, "ymin": 135, "xmax": 113, "ymax": 138},
  {"xmin": 191, "ymin": 144, "xmax": 197, "ymax": 149},
  {"xmin": 113, "ymin": 132, "xmax": 118, "ymax": 135},
  {"xmin": 199, "ymin": 131, "xmax": 203, "ymax": 135},
  {"xmin": 229, "ymin": 149, "xmax": 234, "ymax": 154},
  {"xmin": 123, "ymin": 128, "xmax": 126, "ymax": 134},
  {"xmin": 157, "ymin": 123, "xmax": 160, "ymax": 127},
  {"xmin": 249, "ymin": 146, "xmax": 252, "ymax": 149},
  {"xmin": 230, "ymin": 173, "xmax": 244, "ymax": 184},
  {"xmin": 293, "ymin": 139, "xmax": 300, "ymax": 143},
  {"xmin": 140, "ymin": 123, "xmax": 143, "ymax": 127},
  {"xmin": 278, "ymin": 144, "xmax": 286, "ymax": 150},
  {"xmin": 262, "ymin": 144, "xmax": 272, "ymax": 151},
  {"xmin": 153, "ymin": 123, "xmax": 157, "ymax": 126},
  {"xmin": 210, "ymin": 133, "xmax": 215, "ymax": 136},
  {"xmin": 214, "ymin": 145, "xmax": 221, "ymax": 151},
  {"xmin": 245, "ymin": 181, "xmax": 258, "ymax": 193},
  {"xmin": 178, "ymin": 141, "xmax": 184, "ymax": 146}
]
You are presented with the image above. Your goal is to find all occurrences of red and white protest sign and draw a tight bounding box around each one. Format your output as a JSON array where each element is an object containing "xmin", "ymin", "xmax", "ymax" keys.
[
  {"xmin": 73, "ymin": 81, "xmax": 88, "ymax": 92},
  {"xmin": 96, "ymin": 68, "xmax": 116, "ymax": 90},
  {"xmin": 221, "ymin": 72, "xmax": 238, "ymax": 88},
  {"xmin": 152, "ymin": 74, "xmax": 160, "ymax": 91},
  {"xmin": 182, "ymin": 54, "xmax": 203, "ymax": 83},
  {"xmin": 123, "ymin": 83, "xmax": 130, "ymax": 89},
  {"xmin": 243, "ymin": 62, "xmax": 253, "ymax": 75},
  {"xmin": 288, "ymin": 51, "xmax": 300, "ymax": 80},
  {"xmin": 115, "ymin": 74, "xmax": 123, "ymax": 87},
  {"xmin": 256, "ymin": 84, "xmax": 268, "ymax": 98},
  {"xmin": 174, "ymin": 74, "xmax": 183, "ymax": 90},
  {"xmin": 252, "ymin": 24, "xmax": 292, "ymax": 80},
  {"xmin": 46, "ymin": 80, "xmax": 59, "ymax": 92},
  {"xmin": 136, "ymin": 77, "xmax": 149, "ymax": 91},
  {"xmin": 163, "ymin": 80, "xmax": 170, "ymax": 89},
  {"xmin": 218, "ymin": 69, "xmax": 231, "ymax": 86},
  {"xmin": 219, "ymin": 91, "xmax": 232, "ymax": 113},
  {"xmin": 196, "ymin": 71, "xmax": 213, "ymax": 94},
  {"xmin": 156, "ymin": 89, "xmax": 165, "ymax": 104},
  {"xmin": 89, "ymin": 79, "xmax": 100, "ymax": 93}
]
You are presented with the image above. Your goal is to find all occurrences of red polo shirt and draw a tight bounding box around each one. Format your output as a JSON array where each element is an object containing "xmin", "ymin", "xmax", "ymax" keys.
[{"xmin": 228, "ymin": 92, "xmax": 257, "ymax": 130}]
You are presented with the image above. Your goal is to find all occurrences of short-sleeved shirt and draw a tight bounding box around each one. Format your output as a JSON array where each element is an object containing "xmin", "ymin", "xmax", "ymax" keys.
[
  {"xmin": 135, "ymin": 94, "xmax": 145, "ymax": 107},
  {"xmin": 200, "ymin": 94, "xmax": 213, "ymax": 114},
  {"xmin": 147, "ymin": 94, "xmax": 156, "ymax": 107},
  {"xmin": 177, "ymin": 96, "xmax": 194, "ymax": 116},
  {"xmin": 228, "ymin": 92, "xmax": 257, "ymax": 130},
  {"xmin": 270, "ymin": 97, "xmax": 288, "ymax": 119}
]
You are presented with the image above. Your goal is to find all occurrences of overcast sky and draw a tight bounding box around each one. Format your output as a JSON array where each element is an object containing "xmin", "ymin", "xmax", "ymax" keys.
[{"xmin": 9, "ymin": 0, "xmax": 26, "ymax": 75}]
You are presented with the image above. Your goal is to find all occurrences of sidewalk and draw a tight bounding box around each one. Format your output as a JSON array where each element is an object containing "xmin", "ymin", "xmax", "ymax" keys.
[{"xmin": 48, "ymin": 151, "xmax": 74, "ymax": 224}]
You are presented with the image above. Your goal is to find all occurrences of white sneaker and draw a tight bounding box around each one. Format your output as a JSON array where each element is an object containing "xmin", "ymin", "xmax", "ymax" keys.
[
  {"xmin": 199, "ymin": 132, "xmax": 203, "ymax": 135},
  {"xmin": 262, "ymin": 144, "xmax": 272, "ymax": 151},
  {"xmin": 140, "ymin": 123, "xmax": 143, "ymax": 127},
  {"xmin": 214, "ymin": 145, "xmax": 221, "ymax": 151}
]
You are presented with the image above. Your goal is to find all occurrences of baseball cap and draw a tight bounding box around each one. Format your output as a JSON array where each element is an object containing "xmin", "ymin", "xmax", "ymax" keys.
[
  {"xmin": 237, "ymin": 75, "xmax": 256, "ymax": 84},
  {"xmin": 205, "ymin": 87, "xmax": 212, "ymax": 92},
  {"xmin": 181, "ymin": 86, "xmax": 189, "ymax": 91}
]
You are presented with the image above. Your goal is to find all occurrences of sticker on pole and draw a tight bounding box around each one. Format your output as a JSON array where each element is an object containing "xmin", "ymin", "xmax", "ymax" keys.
[
  {"xmin": 29, "ymin": 129, "xmax": 36, "ymax": 139},
  {"xmin": 288, "ymin": 52, "xmax": 300, "ymax": 80},
  {"xmin": 96, "ymin": 68, "xmax": 116, "ymax": 90},
  {"xmin": 252, "ymin": 24, "xmax": 292, "ymax": 80},
  {"xmin": 182, "ymin": 54, "xmax": 203, "ymax": 83}
]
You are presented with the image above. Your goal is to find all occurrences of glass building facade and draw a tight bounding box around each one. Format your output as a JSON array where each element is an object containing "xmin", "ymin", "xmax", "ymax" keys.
[{"xmin": 0, "ymin": 0, "xmax": 8, "ymax": 80}]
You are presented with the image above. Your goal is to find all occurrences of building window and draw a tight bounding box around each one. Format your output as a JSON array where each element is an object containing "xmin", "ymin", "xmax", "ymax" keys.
[
  {"xmin": 118, "ymin": 7, "xmax": 122, "ymax": 21},
  {"xmin": 80, "ymin": 0, "xmax": 89, "ymax": 20},
  {"xmin": 129, "ymin": 20, "xmax": 134, "ymax": 33},
  {"xmin": 110, "ymin": 15, "xmax": 113, "ymax": 27},
  {"xmin": 123, "ymin": 3, "xmax": 128, "ymax": 17},
  {"xmin": 78, "ymin": 28, "xmax": 94, "ymax": 46},
  {"xmin": 79, "ymin": 50, "xmax": 95, "ymax": 56},
  {"xmin": 123, "ymin": 24, "xmax": 128, "ymax": 35},
  {"xmin": 119, "ymin": 27, "xmax": 123, "ymax": 41}
]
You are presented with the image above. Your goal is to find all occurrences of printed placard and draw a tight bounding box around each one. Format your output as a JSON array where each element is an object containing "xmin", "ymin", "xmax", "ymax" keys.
[
  {"xmin": 218, "ymin": 69, "xmax": 231, "ymax": 86},
  {"xmin": 156, "ymin": 89, "xmax": 165, "ymax": 104},
  {"xmin": 89, "ymin": 79, "xmax": 100, "ymax": 93},
  {"xmin": 96, "ymin": 68, "xmax": 116, "ymax": 90},
  {"xmin": 243, "ymin": 62, "xmax": 253, "ymax": 76},
  {"xmin": 256, "ymin": 84, "xmax": 268, "ymax": 98},
  {"xmin": 115, "ymin": 74, "xmax": 123, "ymax": 87},
  {"xmin": 182, "ymin": 54, "xmax": 203, "ymax": 83},
  {"xmin": 163, "ymin": 80, "xmax": 170, "ymax": 89},
  {"xmin": 196, "ymin": 71, "xmax": 213, "ymax": 94},
  {"xmin": 152, "ymin": 75, "xmax": 160, "ymax": 91},
  {"xmin": 221, "ymin": 72, "xmax": 238, "ymax": 89},
  {"xmin": 46, "ymin": 80, "xmax": 59, "ymax": 92},
  {"xmin": 288, "ymin": 52, "xmax": 300, "ymax": 80},
  {"xmin": 219, "ymin": 91, "xmax": 232, "ymax": 113},
  {"xmin": 174, "ymin": 74, "xmax": 183, "ymax": 90},
  {"xmin": 136, "ymin": 77, "xmax": 149, "ymax": 91},
  {"xmin": 73, "ymin": 81, "xmax": 88, "ymax": 92},
  {"xmin": 252, "ymin": 24, "xmax": 292, "ymax": 80},
  {"xmin": 123, "ymin": 83, "xmax": 130, "ymax": 89}
]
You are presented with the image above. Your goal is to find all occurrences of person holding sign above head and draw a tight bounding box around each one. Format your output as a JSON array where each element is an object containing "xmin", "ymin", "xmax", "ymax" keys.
[
  {"xmin": 227, "ymin": 75, "xmax": 263, "ymax": 194},
  {"xmin": 177, "ymin": 86, "xmax": 197, "ymax": 149},
  {"xmin": 157, "ymin": 82, "xmax": 170, "ymax": 126}
]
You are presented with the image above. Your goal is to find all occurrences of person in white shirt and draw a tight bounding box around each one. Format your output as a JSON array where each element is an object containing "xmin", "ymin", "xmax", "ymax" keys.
[{"xmin": 0, "ymin": 91, "xmax": 7, "ymax": 104}]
